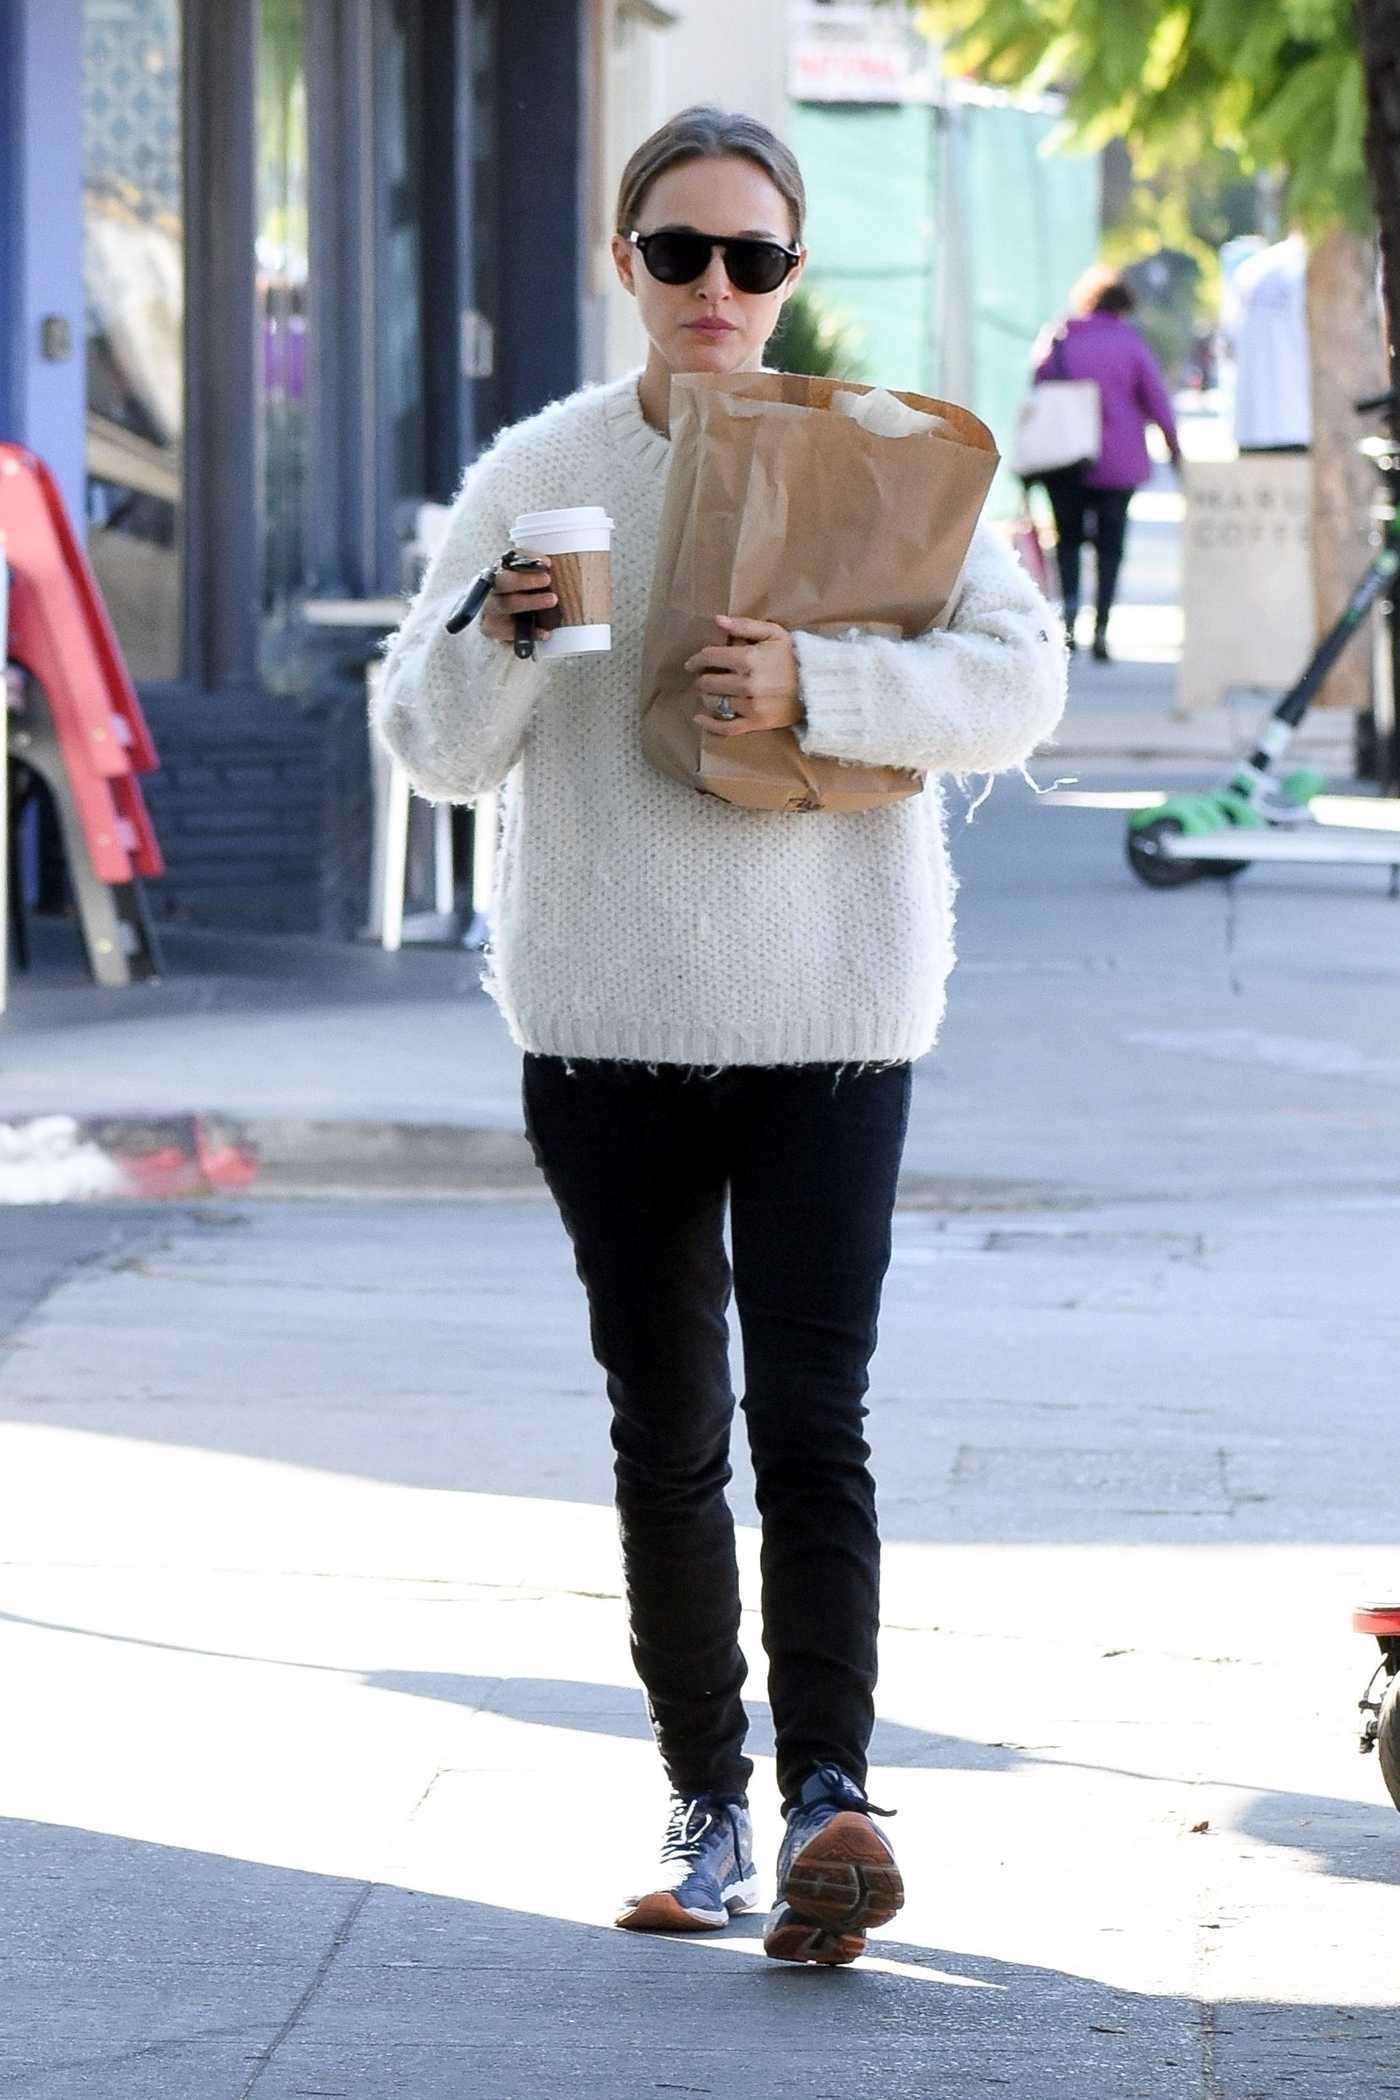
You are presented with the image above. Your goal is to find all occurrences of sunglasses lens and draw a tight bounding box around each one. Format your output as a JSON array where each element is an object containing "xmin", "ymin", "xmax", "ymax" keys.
[
  {"xmin": 725, "ymin": 241, "xmax": 792, "ymax": 295},
  {"xmin": 642, "ymin": 232, "xmax": 711, "ymax": 285},
  {"xmin": 638, "ymin": 232, "xmax": 794, "ymax": 294}
]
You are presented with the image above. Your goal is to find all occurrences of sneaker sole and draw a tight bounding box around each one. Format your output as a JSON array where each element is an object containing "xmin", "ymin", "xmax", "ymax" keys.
[
  {"xmin": 617, "ymin": 1873, "xmax": 759, "ymax": 1935},
  {"xmin": 763, "ymin": 1908, "xmax": 866, "ymax": 1967},
  {"xmin": 780, "ymin": 1811, "xmax": 905, "ymax": 1936}
]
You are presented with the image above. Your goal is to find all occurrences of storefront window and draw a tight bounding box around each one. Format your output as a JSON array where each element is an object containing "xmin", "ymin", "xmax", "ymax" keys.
[
  {"xmin": 256, "ymin": 0, "xmax": 310, "ymax": 665},
  {"xmin": 81, "ymin": 0, "xmax": 185, "ymax": 684},
  {"xmin": 469, "ymin": 0, "xmax": 499, "ymax": 428},
  {"xmin": 383, "ymin": 1, "xmax": 426, "ymax": 522}
]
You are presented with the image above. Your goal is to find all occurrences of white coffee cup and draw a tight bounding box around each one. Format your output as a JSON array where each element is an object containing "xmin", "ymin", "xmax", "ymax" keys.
[{"xmin": 510, "ymin": 506, "xmax": 614, "ymax": 658}]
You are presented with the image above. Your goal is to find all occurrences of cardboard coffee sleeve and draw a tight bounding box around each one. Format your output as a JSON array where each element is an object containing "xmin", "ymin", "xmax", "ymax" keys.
[
  {"xmin": 511, "ymin": 507, "xmax": 613, "ymax": 658},
  {"xmin": 544, "ymin": 550, "xmax": 610, "ymax": 635},
  {"xmin": 640, "ymin": 372, "xmax": 999, "ymax": 814}
]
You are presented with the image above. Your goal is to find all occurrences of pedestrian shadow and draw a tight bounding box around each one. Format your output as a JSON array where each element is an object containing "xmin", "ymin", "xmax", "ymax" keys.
[
  {"xmin": 8, "ymin": 1813, "xmax": 1399, "ymax": 2097},
  {"xmin": 5, "ymin": 1604, "xmax": 1396, "ymax": 1890},
  {"xmin": 1232, "ymin": 1784, "xmax": 1400, "ymax": 1887},
  {"xmin": 361, "ymin": 1669, "xmax": 1400, "ymax": 1885},
  {"xmin": 0, "ymin": 1605, "xmax": 1014, "ymax": 1777},
  {"xmin": 360, "ymin": 1668, "xmax": 1030, "ymax": 1774}
]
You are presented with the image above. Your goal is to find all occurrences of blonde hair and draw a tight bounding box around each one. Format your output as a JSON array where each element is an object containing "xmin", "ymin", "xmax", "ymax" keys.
[{"xmin": 615, "ymin": 105, "xmax": 806, "ymax": 244}]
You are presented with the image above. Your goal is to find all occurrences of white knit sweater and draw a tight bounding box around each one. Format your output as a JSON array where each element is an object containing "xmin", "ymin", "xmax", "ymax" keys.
[{"xmin": 374, "ymin": 372, "xmax": 1066, "ymax": 1067}]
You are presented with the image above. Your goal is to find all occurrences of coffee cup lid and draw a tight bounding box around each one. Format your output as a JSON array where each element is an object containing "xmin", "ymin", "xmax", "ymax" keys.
[{"xmin": 511, "ymin": 506, "xmax": 613, "ymax": 537}]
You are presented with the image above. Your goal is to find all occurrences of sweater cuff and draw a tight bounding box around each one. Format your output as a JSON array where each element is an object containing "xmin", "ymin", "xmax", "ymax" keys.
[
  {"xmin": 792, "ymin": 629, "xmax": 882, "ymax": 766},
  {"xmin": 452, "ymin": 613, "xmax": 550, "ymax": 702},
  {"xmin": 375, "ymin": 609, "xmax": 550, "ymax": 802}
]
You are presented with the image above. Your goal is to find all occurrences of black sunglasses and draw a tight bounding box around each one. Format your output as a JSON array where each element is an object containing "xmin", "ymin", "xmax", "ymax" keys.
[{"xmin": 628, "ymin": 228, "xmax": 801, "ymax": 296}]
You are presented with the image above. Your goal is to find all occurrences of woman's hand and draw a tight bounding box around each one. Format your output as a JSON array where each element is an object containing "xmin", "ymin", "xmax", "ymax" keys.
[
  {"xmin": 480, "ymin": 558, "xmax": 558, "ymax": 644},
  {"xmin": 686, "ymin": 616, "xmax": 803, "ymax": 736}
]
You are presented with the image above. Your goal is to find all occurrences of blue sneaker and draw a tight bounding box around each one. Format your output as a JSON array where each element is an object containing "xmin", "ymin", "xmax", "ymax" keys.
[
  {"xmin": 763, "ymin": 1764, "xmax": 903, "ymax": 1966},
  {"xmin": 617, "ymin": 1792, "xmax": 759, "ymax": 1933}
]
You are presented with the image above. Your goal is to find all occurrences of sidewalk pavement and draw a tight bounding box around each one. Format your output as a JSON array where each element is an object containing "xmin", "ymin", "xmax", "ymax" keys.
[
  {"xmin": 6, "ymin": 432, "xmax": 1400, "ymax": 2087},
  {"xmin": 0, "ymin": 465, "xmax": 1381, "ymax": 1203},
  {"xmin": 4, "ymin": 1178, "xmax": 1399, "ymax": 2094}
]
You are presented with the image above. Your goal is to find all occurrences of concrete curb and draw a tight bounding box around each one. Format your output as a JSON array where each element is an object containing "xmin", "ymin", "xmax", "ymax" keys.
[
  {"xmin": 0, "ymin": 1114, "xmax": 540, "ymax": 1204},
  {"xmin": 0, "ymin": 1113, "xmax": 1093, "ymax": 1210},
  {"xmin": 1050, "ymin": 720, "xmax": 1355, "ymax": 767},
  {"xmin": 234, "ymin": 1117, "xmax": 544, "ymax": 1197}
]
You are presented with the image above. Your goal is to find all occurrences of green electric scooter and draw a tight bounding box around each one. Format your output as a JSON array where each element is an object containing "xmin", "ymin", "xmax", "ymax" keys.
[{"xmin": 1126, "ymin": 388, "xmax": 1400, "ymax": 888}]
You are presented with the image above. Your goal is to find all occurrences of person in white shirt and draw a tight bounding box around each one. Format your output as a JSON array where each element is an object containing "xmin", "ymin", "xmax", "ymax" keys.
[
  {"xmin": 1223, "ymin": 232, "xmax": 1312, "ymax": 454},
  {"xmin": 376, "ymin": 104, "xmax": 1065, "ymax": 1968}
]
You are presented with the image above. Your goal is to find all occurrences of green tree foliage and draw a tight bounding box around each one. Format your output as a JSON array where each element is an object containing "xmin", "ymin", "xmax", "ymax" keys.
[
  {"xmin": 916, "ymin": 0, "xmax": 1370, "ymax": 231},
  {"xmin": 768, "ymin": 288, "xmax": 870, "ymax": 380},
  {"xmin": 1104, "ymin": 146, "xmax": 1256, "ymax": 273}
]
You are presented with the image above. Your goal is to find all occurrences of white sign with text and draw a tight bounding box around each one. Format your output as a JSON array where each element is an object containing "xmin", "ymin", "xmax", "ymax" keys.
[{"xmin": 1178, "ymin": 456, "xmax": 1316, "ymax": 716}]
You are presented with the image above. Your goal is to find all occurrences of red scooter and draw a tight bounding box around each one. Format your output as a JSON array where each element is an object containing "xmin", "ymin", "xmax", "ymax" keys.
[{"xmin": 1355, "ymin": 1603, "xmax": 1400, "ymax": 1808}]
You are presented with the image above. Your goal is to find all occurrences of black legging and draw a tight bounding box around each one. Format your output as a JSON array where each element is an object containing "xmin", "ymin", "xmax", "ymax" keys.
[
  {"xmin": 522, "ymin": 1054, "xmax": 911, "ymax": 1809},
  {"xmin": 1044, "ymin": 474, "xmax": 1132, "ymax": 633}
]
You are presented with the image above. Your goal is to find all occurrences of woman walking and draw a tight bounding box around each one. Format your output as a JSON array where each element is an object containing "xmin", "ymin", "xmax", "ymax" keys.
[
  {"xmin": 1035, "ymin": 268, "xmax": 1183, "ymax": 659},
  {"xmin": 375, "ymin": 106, "xmax": 1065, "ymax": 1966}
]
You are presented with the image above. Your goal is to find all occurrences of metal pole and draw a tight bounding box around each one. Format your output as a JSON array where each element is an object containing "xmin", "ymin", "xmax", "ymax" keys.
[
  {"xmin": 432, "ymin": 800, "xmax": 455, "ymax": 917},
  {"xmin": 1388, "ymin": 492, "xmax": 1400, "ymax": 793},
  {"xmin": 464, "ymin": 789, "xmax": 497, "ymax": 951},
  {"xmin": 380, "ymin": 759, "xmax": 411, "ymax": 954}
]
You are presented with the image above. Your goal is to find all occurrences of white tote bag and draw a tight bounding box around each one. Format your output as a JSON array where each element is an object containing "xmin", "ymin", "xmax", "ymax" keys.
[
  {"xmin": 1010, "ymin": 380, "xmax": 1101, "ymax": 478},
  {"xmin": 1009, "ymin": 335, "xmax": 1101, "ymax": 480}
]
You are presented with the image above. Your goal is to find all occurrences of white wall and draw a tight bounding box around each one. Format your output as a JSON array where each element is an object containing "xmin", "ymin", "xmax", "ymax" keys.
[
  {"xmin": 662, "ymin": 0, "xmax": 788, "ymax": 136},
  {"xmin": 593, "ymin": 0, "xmax": 791, "ymax": 380}
]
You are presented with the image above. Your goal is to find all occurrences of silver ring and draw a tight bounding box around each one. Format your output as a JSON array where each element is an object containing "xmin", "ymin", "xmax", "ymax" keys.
[{"xmin": 712, "ymin": 698, "xmax": 737, "ymax": 721}]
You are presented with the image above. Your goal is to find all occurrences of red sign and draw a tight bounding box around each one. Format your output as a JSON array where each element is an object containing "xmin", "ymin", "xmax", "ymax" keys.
[{"xmin": 790, "ymin": 38, "xmax": 920, "ymax": 103}]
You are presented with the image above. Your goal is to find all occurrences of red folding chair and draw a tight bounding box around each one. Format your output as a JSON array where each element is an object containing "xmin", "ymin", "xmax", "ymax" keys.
[{"xmin": 1, "ymin": 445, "xmax": 163, "ymax": 984}]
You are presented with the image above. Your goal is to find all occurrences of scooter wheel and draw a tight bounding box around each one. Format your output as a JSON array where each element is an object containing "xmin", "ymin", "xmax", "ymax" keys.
[
  {"xmin": 1378, "ymin": 1673, "xmax": 1400, "ymax": 1814},
  {"xmin": 1126, "ymin": 817, "xmax": 1207, "ymax": 888}
]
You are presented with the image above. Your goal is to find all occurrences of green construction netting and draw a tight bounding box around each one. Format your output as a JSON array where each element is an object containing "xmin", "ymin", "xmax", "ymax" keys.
[
  {"xmin": 787, "ymin": 102, "xmax": 941, "ymax": 394},
  {"xmin": 790, "ymin": 93, "xmax": 1100, "ymax": 518}
]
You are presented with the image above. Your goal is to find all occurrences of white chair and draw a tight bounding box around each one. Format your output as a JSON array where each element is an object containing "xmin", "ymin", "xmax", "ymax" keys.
[{"xmin": 368, "ymin": 501, "xmax": 498, "ymax": 952}]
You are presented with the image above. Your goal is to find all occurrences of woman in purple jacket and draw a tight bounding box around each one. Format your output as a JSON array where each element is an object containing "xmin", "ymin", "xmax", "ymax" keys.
[{"xmin": 1034, "ymin": 270, "xmax": 1182, "ymax": 660}]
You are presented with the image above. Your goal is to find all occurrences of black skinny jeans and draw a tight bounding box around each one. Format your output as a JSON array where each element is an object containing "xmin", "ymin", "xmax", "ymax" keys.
[
  {"xmin": 522, "ymin": 1055, "xmax": 911, "ymax": 1808},
  {"xmin": 1046, "ymin": 474, "xmax": 1132, "ymax": 632}
]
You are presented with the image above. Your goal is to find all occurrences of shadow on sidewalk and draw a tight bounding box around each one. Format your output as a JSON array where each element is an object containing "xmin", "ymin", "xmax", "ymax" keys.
[
  {"xmin": 7, "ymin": 1814, "xmax": 1397, "ymax": 2099},
  {"xmin": 361, "ymin": 1669, "xmax": 1400, "ymax": 1892},
  {"xmin": 4, "ymin": 1600, "xmax": 1396, "ymax": 1892}
]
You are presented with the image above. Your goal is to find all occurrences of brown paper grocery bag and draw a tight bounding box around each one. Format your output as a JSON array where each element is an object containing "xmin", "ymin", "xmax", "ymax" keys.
[{"xmin": 640, "ymin": 371, "xmax": 999, "ymax": 814}]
